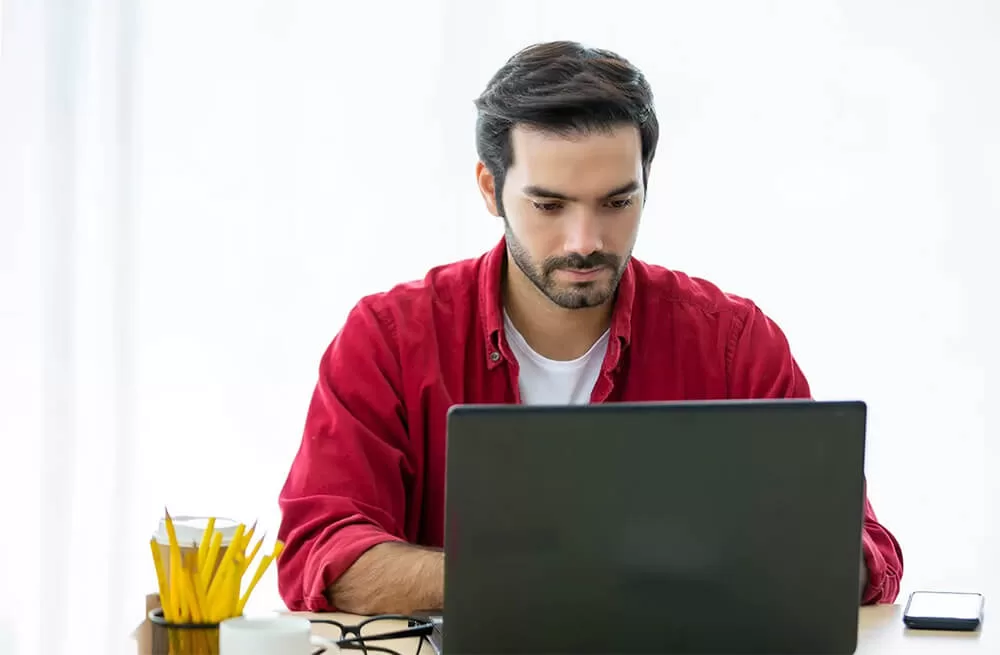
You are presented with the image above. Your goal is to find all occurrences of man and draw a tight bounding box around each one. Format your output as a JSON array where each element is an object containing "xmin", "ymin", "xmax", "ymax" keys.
[{"xmin": 277, "ymin": 41, "xmax": 903, "ymax": 615}]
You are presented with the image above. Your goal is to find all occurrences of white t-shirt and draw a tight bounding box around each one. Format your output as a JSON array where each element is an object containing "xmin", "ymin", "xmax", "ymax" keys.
[{"xmin": 503, "ymin": 312, "xmax": 610, "ymax": 405}]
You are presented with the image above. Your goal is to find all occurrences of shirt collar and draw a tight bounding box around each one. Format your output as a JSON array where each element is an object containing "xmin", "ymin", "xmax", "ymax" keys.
[{"xmin": 479, "ymin": 237, "xmax": 636, "ymax": 369}]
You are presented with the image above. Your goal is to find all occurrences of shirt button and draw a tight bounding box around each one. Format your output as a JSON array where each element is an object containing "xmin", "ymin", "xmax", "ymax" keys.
[{"xmin": 489, "ymin": 351, "xmax": 501, "ymax": 362}]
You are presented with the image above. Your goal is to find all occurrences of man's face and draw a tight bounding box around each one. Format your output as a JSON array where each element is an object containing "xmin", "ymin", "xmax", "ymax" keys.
[{"xmin": 478, "ymin": 124, "xmax": 645, "ymax": 310}]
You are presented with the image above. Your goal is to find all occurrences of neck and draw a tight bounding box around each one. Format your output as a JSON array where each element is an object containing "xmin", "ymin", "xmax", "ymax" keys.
[{"xmin": 502, "ymin": 257, "xmax": 613, "ymax": 361}]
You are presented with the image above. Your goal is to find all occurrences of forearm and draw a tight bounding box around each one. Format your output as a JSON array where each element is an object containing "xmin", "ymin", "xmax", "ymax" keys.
[{"xmin": 327, "ymin": 542, "xmax": 444, "ymax": 615}]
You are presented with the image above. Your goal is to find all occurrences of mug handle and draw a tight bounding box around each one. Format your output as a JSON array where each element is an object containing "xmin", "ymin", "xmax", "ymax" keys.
[{"xmin": 310, "ymin": 634, "xmax": 338, "ymax": 654}]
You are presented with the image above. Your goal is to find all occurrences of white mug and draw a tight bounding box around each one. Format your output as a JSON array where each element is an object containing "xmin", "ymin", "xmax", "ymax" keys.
[{"xmin": 219, "ymin": 616, "xmax": 337, "ymax": 654}]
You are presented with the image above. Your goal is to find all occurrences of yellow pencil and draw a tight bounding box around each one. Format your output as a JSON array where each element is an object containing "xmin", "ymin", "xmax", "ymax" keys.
[
  {"xmin": 149, "ymin": 538, "xmax": 173, "ymax": 622},
  {"xmin": 205, "ymin": 557, "xmax": 229, "ymax": 610},
  {"xmin": 170, "ymin": 550, "xmax": 185, "ymax": 620},
  {"xmin": 229, "ymin": 555, "xmax": 244, "ymax": 617},
  {"xmin": 196, "ymin": 517, "xmax": 216, "ymax": 570},
  {"xmin": 242, "ymin": 520, "xmax": 257, "ymax": 550},
  {"xmin": 215, "ymin": 523, "xmax": 245, "ymax": 578},
  {"xmin": 240, "ymin": 533, "xmax": 266, "ymax": 576},
  {"xmin": 236, "ymin": 554, "xmax": 273, "ymax": 615},
  {"xmin": 200, "ymin": 530, "xmax": 223, "ymax": 590},
  {"xmin": 187, "ymin": 550, "xmax": 208, "ymax": 623},
  {"xmin": 206, "ymin": 571, "xmax": 225, "ymax": 622},
  {"xmin": 163, "ymin": 509, "xmax": 185, "ymax": 620},
  {"xmin": 180, "ymin": 564, "xmax": 202, "ymax": 623},
  {"xmin": 210, "ymin": 560, "xmax": 239, "ymax": 622},
  {"xmin": 191, "ymin": 563, "xmax": 209, "ymax": 623}
]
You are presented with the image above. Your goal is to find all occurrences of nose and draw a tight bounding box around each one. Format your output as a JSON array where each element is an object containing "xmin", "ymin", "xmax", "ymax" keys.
[{"xmin": 562, "ymin": 211, "xmax": 603, "ymax": 256}]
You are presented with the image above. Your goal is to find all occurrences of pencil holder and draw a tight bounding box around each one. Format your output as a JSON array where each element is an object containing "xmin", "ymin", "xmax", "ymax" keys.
[{"xmin": 149, "ymin": 608, "xmax": 220, "ymax": 655}]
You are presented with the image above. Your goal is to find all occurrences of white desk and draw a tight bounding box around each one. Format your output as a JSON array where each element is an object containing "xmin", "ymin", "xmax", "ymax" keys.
[
  {"xmin": 855, "ymin": 603, "xmax": 988, "ymax": 654},
  {"xmin": 298, "ymin": 603, "xmax": 990, "ymax": 654}
]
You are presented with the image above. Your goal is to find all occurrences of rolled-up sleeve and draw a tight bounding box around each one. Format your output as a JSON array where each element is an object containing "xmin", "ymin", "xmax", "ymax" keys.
[
  {"xmin": 860, "ymin": 494, "xmax": 904, "ymax": 604},
  {"xmin": 277, "ymin": 298, "xmax": 410, "ymax": 611}
]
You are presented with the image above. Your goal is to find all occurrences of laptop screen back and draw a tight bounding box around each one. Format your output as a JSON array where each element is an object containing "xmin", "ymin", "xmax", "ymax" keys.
[{"xmin": 443, "ymin": 400, "xmax": 867, "ymax": 655}]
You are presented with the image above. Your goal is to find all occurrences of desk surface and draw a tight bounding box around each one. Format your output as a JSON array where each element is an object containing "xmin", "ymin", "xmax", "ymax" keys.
[{"xmin": 298, "ymin": 603, "xmax": 989, "ymax": 654}]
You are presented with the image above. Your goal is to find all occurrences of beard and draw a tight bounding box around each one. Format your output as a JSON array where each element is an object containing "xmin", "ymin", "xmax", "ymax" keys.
[{"xmin": 504, "ymin": 220, "xmax": 629, "ymax": 310}]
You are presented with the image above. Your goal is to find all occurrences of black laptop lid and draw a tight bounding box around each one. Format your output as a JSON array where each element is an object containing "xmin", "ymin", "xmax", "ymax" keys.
[{"xmin": 443, "ymin": 400, "xmax": 867, "ymax": 655}]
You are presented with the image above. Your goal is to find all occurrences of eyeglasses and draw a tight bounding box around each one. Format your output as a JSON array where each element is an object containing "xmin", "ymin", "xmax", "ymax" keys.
[{"xmin": 308, "ymin": 614, "xmax": 434, "ymax": 655}]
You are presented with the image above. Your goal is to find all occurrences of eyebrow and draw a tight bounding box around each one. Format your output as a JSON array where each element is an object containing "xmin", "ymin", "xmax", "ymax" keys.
[{"xmin": 522, "ymin": 180, "xmax": 640, "ymax": 202}]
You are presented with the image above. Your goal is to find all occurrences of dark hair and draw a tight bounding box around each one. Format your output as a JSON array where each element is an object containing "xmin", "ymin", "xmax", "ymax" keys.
[{"xmin": 474, "ymin": 41, "xmax": 659, "ymax": 216}]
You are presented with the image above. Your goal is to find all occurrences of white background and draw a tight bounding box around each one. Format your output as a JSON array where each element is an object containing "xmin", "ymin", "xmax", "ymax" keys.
[{"xmin": 1, "ymin": 1, "xmax": 997, "ymax": 653}]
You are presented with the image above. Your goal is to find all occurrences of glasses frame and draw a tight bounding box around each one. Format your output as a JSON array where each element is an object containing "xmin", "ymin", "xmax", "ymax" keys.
[{"xmin": 309, "ymin": 614, "xmax": 434, "ymax": 655}]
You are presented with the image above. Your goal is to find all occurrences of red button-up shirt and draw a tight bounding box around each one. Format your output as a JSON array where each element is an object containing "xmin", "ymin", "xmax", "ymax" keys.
[{"xmin": 277, "ymin": 238, "xmax": 903, "ymax": 610}]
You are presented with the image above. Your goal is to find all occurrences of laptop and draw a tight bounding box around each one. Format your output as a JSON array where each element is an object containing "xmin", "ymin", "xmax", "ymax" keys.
[{"xmin": 440, "ymin": 400, "xmax": 868, "ymax": 654}]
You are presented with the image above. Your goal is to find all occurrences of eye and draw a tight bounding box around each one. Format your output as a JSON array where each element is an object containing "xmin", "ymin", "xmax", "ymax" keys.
[
  {"xmin": 607, "ymin": 197, "xmax": 634, "ymax": 210},
  {"xmin": 531, "ymin": 201, "xmax": 563, "ymax": 213}
]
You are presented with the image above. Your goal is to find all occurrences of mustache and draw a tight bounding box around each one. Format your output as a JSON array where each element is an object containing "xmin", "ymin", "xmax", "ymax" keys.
[{"xmin": 542, "ymin": 252, "xmax": 620, "ymax": 276}]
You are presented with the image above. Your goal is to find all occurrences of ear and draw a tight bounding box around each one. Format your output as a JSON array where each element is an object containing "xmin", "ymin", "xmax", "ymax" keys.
[{"xmin": 475, "ymin": 161, "xmax": 501, "ymax": 217}]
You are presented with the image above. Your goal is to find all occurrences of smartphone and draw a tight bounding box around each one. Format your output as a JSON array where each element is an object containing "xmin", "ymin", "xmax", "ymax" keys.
[{"xmin": 902, "ymin": 591, "xmax": 984, "ymax": 631}]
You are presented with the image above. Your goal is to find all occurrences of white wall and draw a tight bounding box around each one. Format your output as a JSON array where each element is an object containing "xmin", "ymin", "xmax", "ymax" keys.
[
  {"xmin": 2, "ymin": 1, "xmax": 996, "ymax": 652},
  {"xmin": 126, "ymin": 0, "xmax": 997, "ymax": 609}
]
